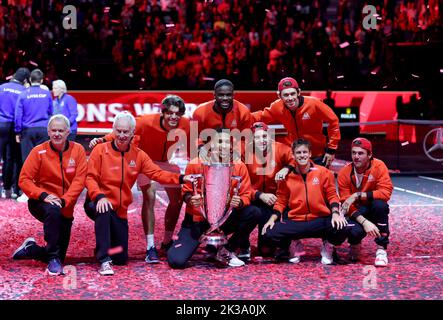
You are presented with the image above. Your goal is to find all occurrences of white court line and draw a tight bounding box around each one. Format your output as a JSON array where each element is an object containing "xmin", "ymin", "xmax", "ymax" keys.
[
  {"xmin": 419, "ymin": 176, "xmax": 443, "ymax": 183},
  {"xmin": 391, "ymin": 204, "xmax": 443, "ymax": 207},
  {"xmin": 394, "ymin": 186, "xmax": 443, "ymax": 202},
  {"xmin": 156, "ymin": 192, "xmax": 169, "ymax": 207}
]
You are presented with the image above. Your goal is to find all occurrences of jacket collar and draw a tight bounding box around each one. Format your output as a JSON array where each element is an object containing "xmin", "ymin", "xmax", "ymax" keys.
[{"xmin": 49, "ymin": 140, "xmax": 70, "ymax": 153}]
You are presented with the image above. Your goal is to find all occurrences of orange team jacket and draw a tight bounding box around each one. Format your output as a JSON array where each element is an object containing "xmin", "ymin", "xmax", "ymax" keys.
[
  {"xmin": 103, "ymin": 113, "xmax": 190, "ymax": 162},
  {"xmin": 243, "ymin": 141, "xmax": 295, "ymax": 199},
  {"xmin": 182, "ymin": 160, "xmax": 253, "ymax": 222},
  {"xmin": 192, "ymin": 99, "xmax": 253, "ymax": 133},
  {"xmin": 337, "ymin": 158, "xmax": 393, "ymax": 218},
  {"xmin": 19, "ymin": 141, "xmax": 87, "ymax": 219},
  {"xmin": 252, "ymin": 96, "xmax": 340, "ymax": 157},
  {"xmin": 273, "ymin": 163, "xmax": 340, "ymax": 221},
  {"xmin": 86, "ymin": 141, "xmax": 183, "ymax": 219}
]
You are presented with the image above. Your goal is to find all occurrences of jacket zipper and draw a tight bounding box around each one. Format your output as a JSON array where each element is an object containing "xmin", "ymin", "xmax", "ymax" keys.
[
  {"xmin": 292, "ymin": 111, "xmax": 300, "ymax": 138},
  {"xmin": 302, "ymin": 174, "xmax": 311, "ymax": 221},
  {"xmin": 59, "ymin": 152, "xmax": 65, "ymax": 194},
  {"xmin": 161, "ymin": 140, "xmax": 168, "ymax": 161},
  {"xmin": 120, "ymin": 152, "xmax": 124, "ymax": 209}
]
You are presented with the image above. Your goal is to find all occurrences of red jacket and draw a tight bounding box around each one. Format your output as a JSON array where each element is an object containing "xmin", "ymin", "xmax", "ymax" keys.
[
  {"xmin": 86, "ymin": 141, "xmax": 182, "ymax": 219},
  {"xmin": 337, "ymin": 158, "xmax": 393, "ymax": 217},
  {"xmin": 19, "ymin": 141, "xmax": 87, "ymax": 218},
  {"xmin": 243, "ymin": 141, "xmax": 295, "ymax": 199},
  {"xmin": 182, "ymin": 159, "xmax": 253, "ymax": 222},
  {"xmin": 192, "ymin": 99, "xmax": 253, "ymax": 133},
  {"xmin": 103, "ymin": 113, "xmax": 190, "ymax": 162},
  {"xmin": 252, "ymin": 96, "xmax": 340, "ymax": 157},
  {"xmin": 273, "ymin": 163, "xmax": 339, "ymax": 221}
]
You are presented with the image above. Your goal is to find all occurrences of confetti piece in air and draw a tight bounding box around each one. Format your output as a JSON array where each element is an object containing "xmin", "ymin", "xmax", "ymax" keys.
[
  {"xmin": 401, "ymin": 141, "xmax": 409, "ymax": 146},
  {"xmin": 339, "ymin": 42, "xmax": 350, "ymax": 49},
  {"xmin": 440, "ymin": 69, "xmax": 443, "ymax": 73},
  {"xmin": 108, "ymin": 246, "xmax": 123, "ymax": 255},
  {"xmin": 104, "ymin": 7, "xmax": 110, "ymax": 13},
  {"xmin": 203, "ymin": 77, "xmax": 215, "ymax": 81},
  {"xmin": 6, "ymin": 75, "xmax": 13, "ymax": 80},
  {"xmin": 166, "ymin": 24, "xmax": 175, "ymax": 28},
  {"xmin": 70, "ymin": 69, "xmax": 77, "ymax": 72},
  {"xmin": 86, "ymin": 71, "xmax": 91, "ymax": 77},
  {"xmin": 412, "ymin": 74, "xmax": 419, "ymax": 78},
  {"xmin": 310, "ymin": 69, "xmax": 315, "ymax": 73},
  {"xmin": 316, "ymin": 51, "xmax": 322, "ymax": 56},
  {"xmin": 337, "ymin": 75, "xmax": 344, "ymax": 79},
  {"xmin": 29, "ymin": 61, "xmax": 38, "ymax": 66}
]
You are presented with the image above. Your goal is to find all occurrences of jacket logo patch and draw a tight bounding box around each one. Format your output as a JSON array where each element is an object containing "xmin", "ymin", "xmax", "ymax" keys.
[
  {"xmin": 312, "ymin": 177, "xmax": 320, "ymax": 185},
  {"xmin": 368, "ymin": 174, "xmax": 375, "ymax": 182},
  {"xmin": 302, "ymin": 112, "xmax": 310, "ymax": 120},
  {"xmin": 68, "ymin": 158, "xmax": 76, "ymax": 167},
  {"xmin": 231, "ymin": 119, "xmax": 237, "ymax": 127},
  {"xmin": 129, "ymin": 160, "xmax": 136, "ymax": 168}
]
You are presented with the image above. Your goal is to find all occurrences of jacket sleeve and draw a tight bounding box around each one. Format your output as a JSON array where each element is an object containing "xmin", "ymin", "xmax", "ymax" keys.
[
  {"xmin": 370, "ymin": 162, "xmax": 393, "ymax": 201},
  {"xmin": 323, "ymin": 169, "xmax": 340, "ymax": 209},
  {"xmin": 48, "ymin": 94, "xmax": 54, "ymax": 116},
  {"xmin": 18, "ymin": 148, "xmax": 46, "ymax": 199},
  {"xmin": 67, "ymin": 96, "xmax": 78, "ymax": 128},
  {"xmin": 139, "ymin": 151, "xmax": 180, "ymax": 185},
  {"xmin": 317, "ymin": 100, "xmax": 340, "ymax": 153},
  {"xmin": 14, "ymin": 94, "xmax": 24, "ymax": 133},
  {"xmin": 337, "ymin": 169, "xmax": 358, "ymax": 216},
  {"xmin": 85, "ymin": 146, "xmax": 105, "ymax": 201},
  {"xmin": 273, "ymin": 180, "xmax": 290, "ymax": 215},
  {"xmin": 238, "ymin": 163, "xmax": 253, "ymax": 207},
  {"xmin": 62, "ymin": 146, "xmax": 87, "ymax": 207}
]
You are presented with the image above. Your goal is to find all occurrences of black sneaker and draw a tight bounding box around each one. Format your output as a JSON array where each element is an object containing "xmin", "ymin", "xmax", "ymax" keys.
[
  {"xmin": 145, "ymin": 247, "xmax": 160, "ymax": 263},
  {"xmin": 12, "ymin": 238, "xmax": 36, "ymax": 260},
  {"xmin": 46, "ymin": 258, "xmax": 63, "ymax": 276}
]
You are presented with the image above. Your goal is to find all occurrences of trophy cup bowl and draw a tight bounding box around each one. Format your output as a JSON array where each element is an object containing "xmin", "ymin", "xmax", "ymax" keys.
[{"xmin": 192, "ymin": 163, "xmax": 241, "ymax": 247}]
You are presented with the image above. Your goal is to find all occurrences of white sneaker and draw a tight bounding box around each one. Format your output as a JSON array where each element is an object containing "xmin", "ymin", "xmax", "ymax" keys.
[
  {"xmin": 375, "ymin": 248, "xmax": 388, "ymax": 267},
  {"xmin": 16, "ymin": 193, "xmax": 29, "ymax": 203},
  {"xmin": 99, "ymin": 261, "xmax": 114, "ymax": 275},
  {"xmin": 349, "ymin": 244, "xmax": 361, "ymax": 262},
  {"xmin": 320, "ymin": 240, "xmax": 334, "ymax": 265},
  {"xmin": 216, "ymin": 246, "xmax": 245, "ymax": 267},
  {"xmin": 228, "ymin": 255, "xmax": 246, "ymax": 267},
  {"xmin": 288, "ymin": 240, "xmax": 304, "ymax": 264}
]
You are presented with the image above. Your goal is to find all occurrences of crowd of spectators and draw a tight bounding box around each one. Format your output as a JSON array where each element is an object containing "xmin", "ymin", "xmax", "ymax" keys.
[{"xmin": 0, "ymin": 0, "xmax": 441, "ymax": 93}]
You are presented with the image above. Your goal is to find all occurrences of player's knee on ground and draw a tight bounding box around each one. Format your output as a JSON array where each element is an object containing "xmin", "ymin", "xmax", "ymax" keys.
[{"xmin": 167, "ymin": 249, "xmax": 187, "ymax": 269}]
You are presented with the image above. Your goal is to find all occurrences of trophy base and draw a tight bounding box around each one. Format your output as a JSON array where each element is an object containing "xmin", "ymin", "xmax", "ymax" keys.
[{"xmin": 200, "ymin": 233, "xmax": 227, "ymax": 247}]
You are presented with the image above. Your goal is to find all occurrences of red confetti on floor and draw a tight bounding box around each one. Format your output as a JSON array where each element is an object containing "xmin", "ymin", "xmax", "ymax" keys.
[{"xmin": 1, "ymin": 177, "xmax": 442, "ymax": 300}]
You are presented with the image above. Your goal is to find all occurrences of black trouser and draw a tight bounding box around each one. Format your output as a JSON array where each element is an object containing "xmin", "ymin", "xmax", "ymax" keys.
[
  {"xmin": 26, "ymin": 199, "xmax": 73, "ymax": 263},
  {"xmin": 20, "ymin": 127, "xmax": 48, "ymax": 162},
  {"xmin": 263, "ymin": 216, "xmax": 347, "ymax": 249},
  {"xmin": 346, "ymin": 200, "xmax": 390, "ymax": 249},
  {"xmin": 84, "ymin": 198, "xmax": 129, "ymax": 265},
  {"xmin": 0, "ymin": 122, "xmax": 21, "ymax": 192},
  {"xmin": 167, "ymin": 205, "xmax": 261, "ymax": 269},
  {"xmin": 250, "ymin": 200, "xmax": 275, "ymax": 250}
]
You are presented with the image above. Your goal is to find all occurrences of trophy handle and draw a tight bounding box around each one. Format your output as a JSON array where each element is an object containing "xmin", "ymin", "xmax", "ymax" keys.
[
  {"xmin": 231, "ymin": 175, "xmax": 242, "ymax": 196},
  {"xmin": 190, "ymin": 174, "xmax": 207, "ymax": 219}
]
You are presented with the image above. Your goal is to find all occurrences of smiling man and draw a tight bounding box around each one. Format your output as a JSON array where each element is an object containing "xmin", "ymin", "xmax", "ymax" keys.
[
  {"xmin": 13, "ymin": 114, "xmax": 87, "ymax": 276},
  {"xmin": 252, "ymin": 77, "xmax": 340, "ymax": 168},
  {"xmin": 338, "ymin": 138, "xmax": 393, "ymax": 267},
  {"xmin": 191, "ymin": 79, "xmax": 253, "ymax": 133},
  {"xmin": 89, "ymin": 95, "xmax": 190, "ymax": 264},
  {"xmin": 85, "ymin": 111, "xmax": 193, "ymax": 276},
  {"xmin": 262, "ymin": 138, "xmax": 348, "ymax": 265}
]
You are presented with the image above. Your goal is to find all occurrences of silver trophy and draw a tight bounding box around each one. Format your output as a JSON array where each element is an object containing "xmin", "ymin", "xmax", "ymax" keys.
[{"xmin": 192, "ymin": 163, "xmax": 242, "ymax": 247}]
